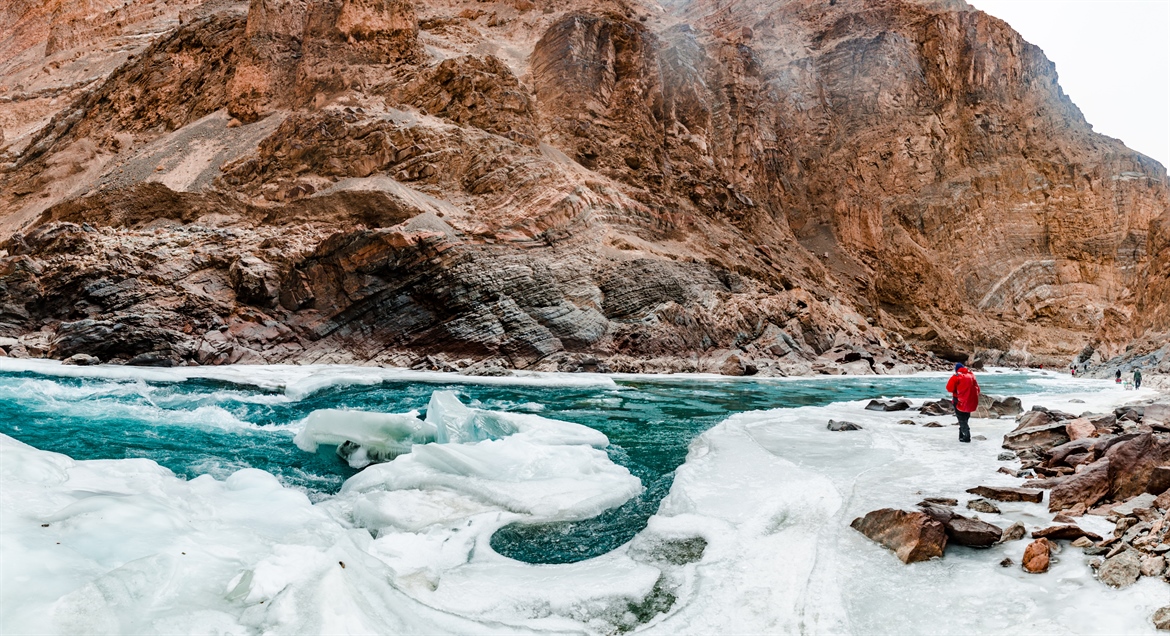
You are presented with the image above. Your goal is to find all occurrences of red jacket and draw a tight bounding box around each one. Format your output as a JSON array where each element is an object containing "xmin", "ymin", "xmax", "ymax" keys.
[{"xmin": 946, "ymin": 367, "xmax": 981, "ymax": 413}]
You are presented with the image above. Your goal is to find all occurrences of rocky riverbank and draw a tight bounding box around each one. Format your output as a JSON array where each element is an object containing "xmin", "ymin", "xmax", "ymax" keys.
[{"xmin": 851, "ymin": 394, "xmax": 1170, "ymax": 630}]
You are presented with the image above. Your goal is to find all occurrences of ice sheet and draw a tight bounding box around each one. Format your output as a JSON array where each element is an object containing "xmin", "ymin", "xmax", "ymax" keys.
[{"xmin": 2, "ymin": 371, "xmax": 1165, "ymax": 635}]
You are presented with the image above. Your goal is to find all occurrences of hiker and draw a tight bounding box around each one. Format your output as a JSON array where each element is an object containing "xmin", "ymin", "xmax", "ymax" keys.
[
  {"xmin": 1135, "ymin": 368, "xmax": 1143, "ymax": 389},
  {"xmin": 945, "ymin": 362, "xmax": 980, "ymax": 443},
  {"xmin": 1116, "ymin": 369, "xmax": 1122, "ymax": 384}
]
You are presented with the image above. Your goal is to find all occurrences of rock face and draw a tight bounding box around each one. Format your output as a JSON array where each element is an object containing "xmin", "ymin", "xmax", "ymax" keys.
[
  {"xmin": 851, "ymin": 508, "xmax": 947, "ymax": 563},
  {"xmin": 0, "ymin": 0, "xmax": 1168, "ymax": 368}
]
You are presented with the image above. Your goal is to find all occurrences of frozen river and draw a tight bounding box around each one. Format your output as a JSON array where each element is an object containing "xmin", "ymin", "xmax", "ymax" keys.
[{"xmin": 0, "ymin": 360, "xmax": 1163, "ymax": 634}]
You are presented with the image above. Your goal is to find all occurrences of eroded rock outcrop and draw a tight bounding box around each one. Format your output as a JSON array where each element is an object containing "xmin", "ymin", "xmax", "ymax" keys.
[{"xmin": 0, "ymin": 0, "xmax": 1167, "ymax": 368}]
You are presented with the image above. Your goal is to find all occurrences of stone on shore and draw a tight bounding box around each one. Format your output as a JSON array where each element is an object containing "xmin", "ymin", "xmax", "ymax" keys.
[
  {"xmin": 1000, "ymin": 522, "xmax": 1027, "ymax": 542},
  {"xmin": 1153, "ymin": 606, "xmax": 1170, "ymax": 631},
  {"xmin": 918, "ymin": 504, "xmax": 1002, "ymax": 547},
  {"xmin": 1140, "ymin": 555, "xmax": 1167, "ymax": 577},
  {"xmin": 1065, "ymin": 418, "xmax": 1096, "ymax": 441},
  {"xmin": 62, "ymin": 353, "xmax": 100, "ymax": 366},
  {"xmin": 1106, "ymin": 434, "xmax": 1170, "ymax": 501},
  {"xmin": 966, "ymin": 498, "xmax": 1001, "ymax": 514},
  {"xmin": 1048, "ymin": 459, "xmax": 1110, "ymax": 512},
  {"xmin": 1097, "ymin": 550, "xmax": 1141, "ymax": 588},
  {"xmin": 1022, "ymin": 538, "xmax": 1051, "ymax": 573},
  {"xmin": 1013, "ymin": 409, "xmax": 1053, "ymax": 432},
  {"xmin": 864, "ymin": 399, "xmax": 912, "ymax": 412},
  {"xmin": 827, "ymin": 420, "xmax": 863, "ymax": 431},
  {"xmin": 966, "ymin": 485, "xmax": 1044, "ymax": 503},
  {"xmin": 918, "ymin": 399, "xmax": 954, "ymax": 416},
  {"xmin": 920, "ymin": 497, "xmax": 958, "ymax": 506},
  {"xmin": 1031, "ymin": 525, "xmax": 1103, "ymax": 542},
  {"xmin": 991, "ymin": 397, "xmax": 1023, "ymax": 417},
  {"xmin": 850, "ymin": 509, "xmax": 947, "ymax": 564},
  {"xmin": 1002, "ymin": 422, "xmax": 1070, "ymax": 451}
]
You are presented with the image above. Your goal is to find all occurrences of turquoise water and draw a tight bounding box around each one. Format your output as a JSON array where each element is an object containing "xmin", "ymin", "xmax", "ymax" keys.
[{"xmin": 0, "ymin": 367, "xmax": 1072, "ymax": 563}]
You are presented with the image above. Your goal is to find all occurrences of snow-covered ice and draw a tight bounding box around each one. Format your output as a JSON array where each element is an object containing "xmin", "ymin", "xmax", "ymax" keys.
[{"xmin": 1, "ymin": 371, "xmax": 1165, "ymax": 634}]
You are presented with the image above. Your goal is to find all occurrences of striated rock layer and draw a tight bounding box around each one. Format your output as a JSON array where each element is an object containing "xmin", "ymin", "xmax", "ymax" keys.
[{"xmin": 0, "ymin": 0, "xmax": 1166, "ymax": 370}]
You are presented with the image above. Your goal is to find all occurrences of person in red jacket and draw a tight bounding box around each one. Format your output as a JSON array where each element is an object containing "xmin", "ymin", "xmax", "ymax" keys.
[{"xmin": 945, "ymin": 362, "xmax": 981, "ymax": 443}]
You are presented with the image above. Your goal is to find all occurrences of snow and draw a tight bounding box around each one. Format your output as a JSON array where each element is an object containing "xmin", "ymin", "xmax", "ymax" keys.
[{"xmin": 2, "ymin": 372, "xmax": 1166, "ymax": 634}]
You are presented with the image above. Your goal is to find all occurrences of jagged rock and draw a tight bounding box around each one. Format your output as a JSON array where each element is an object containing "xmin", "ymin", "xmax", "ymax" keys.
[
  {"xmin": 1097, "ymin": 550, "xmax": 1142, "ymax": 588},
  {"xmin": 897, "ymin": 419, "xmax": 917, "ymax": 426},
  {"xmin": 1153, "ymin": 606, "xmax": 1170, "ymax": 631},
  {"xmin": 827, "ymin": 420, "xmax": 863, "ymax": 432},
  {"xmin": 918, "ymin": 503, "xmax": 1002, "ymax": 547},
  {"xmin": 61, "ymin": 353, "xmax": 100, "ymax": 366},
  {"xmin": 923, "ymin": 421, "xmax": 944, "ymax": 428},
  {"xmin": 966, "ymin": 486, "xmax": 1044, "ymax": 503},
  {"xmin": 1013, "ymin": 410, "xmax": 1053, "ymax": 432},
  {"xmin": 1071, "ymin": 536, "xmax": 1094, "ymax": 548},
  {"xmin": 865, "ymin": 399, "xmax": 912, "ymax": 412},
  {"xmin": 998, "ymin": 451, "xmax": 1017, "ymax": 461},
  {"xmin": 850, "ymin": 509, "xmax": 947, "ymax": 563},
  {"xmin": 1112, "ymin": 493, "xmax": 1159, "ymax": 516},
  {"xmin": 1000, "ymin": 522, "xmax": 1027, "ymax": 542},
  {"xmin": 1022, "ymin": 539, "xmax": 1051, "ymax": 573},
  {"xmin": 999, "ymin": 557, "xmax": 1014, "ymax": 567},
  {"xmin": 1141, "ymin": 555, "xmax": 1167, "ymax": 577},
  {"xmin": 1065, "ymin": 418, "xmax": 1096, "ymax": 441},
  {"xmin": 1146, "ymin": 466, "xmax": 1170, "ymax": 496},
  {"xmin": 1003, "ymin": 421, "xmax": 1071, "ymax": 451},
  {"xmin": 966, "ymin": 498, "xmax": 1001, "ymax": 514},
  {"xmin": 1049, "ymin": 459, "xmax": 1111, "ymax": 512},
  {"xmin": 919, "ymin": 400, "xmax": 954, "ymax": 416},
  {"xmin": 920, "ymin": 497, "xmax": 958, "ymax": 507},
  {"xmin": 1031, "ymin": 525, "xmax": 1102, "ymax": 542},
  {"xmin": 1106, "ymin": 434, "xmax": 1170, "ymax": 501},
  {"xmin": 991, "ymin": 397, "xmax": 1023, "ymax": 417},
  {"xmin": 228, "ymin": 257, "xmax": 280, "ymax": 307}
]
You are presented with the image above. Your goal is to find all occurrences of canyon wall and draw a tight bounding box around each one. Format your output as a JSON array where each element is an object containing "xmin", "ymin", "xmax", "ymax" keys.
[{"xmin": 0, "ymin": 0, "xmax": 1165, "ymax": 372}]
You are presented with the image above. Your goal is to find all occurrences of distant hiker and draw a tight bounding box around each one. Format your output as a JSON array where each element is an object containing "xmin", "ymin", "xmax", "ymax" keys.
[
  {"xmin": 1116, "ymin": 369, "xmax": 1122, "ymax": 384},
  {"xmin": 946, "ymin": 363, "xmax": 980, "ymax": 443},
  {"xmin": 1135, "ymin": 368, "xmax": 1143, "ymax": 389},
  {"xmin": 1070, "ymin": 365, "xmax": 1076, "ymax": 377}
]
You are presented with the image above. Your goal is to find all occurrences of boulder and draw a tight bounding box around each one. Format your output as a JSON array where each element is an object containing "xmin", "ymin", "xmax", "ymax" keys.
[
  {"xmin": 1000, "ymin": 522, "xmax": 1026, "ymax": 542},
  {"xmin": 966, "ymin": 498, "xmax": 1001, "ymax": 514},
  {"xmin": 1048, "ymin": 459, "xmax": 1110, "ymax": 512},
  {"xmin": 62, "ymin": 353, "xmax": 100, "ymax": 366},
  {"xmin": 1145, "ymin": 404, "xmax": 1170, "ymax": 426},
  {"xmin": 1146, "ymin": 466, "xmax": 1170, "ymax": 496},
  {"xmin": 897, "ymin": 419, "xmax": 916, "ymax": 426},
  {"xmin": 923, "ymin": 421, "xmax": 944, "ymax": 428},
  {"xmin": 864, "ymin": 399, "xmax": 911, "ymax": 412},
  {"xmin": 1140, "ymin": 555, "xmax": 1167, "ymax": 577},
  {"xmin": 1065, "ymin": 418, "xmax": 1096, "ymax": 441},
  {"xmin": 966, "ymin": 485, "xmax": 1044, "ymax": 503},
  {"xmin": 1153, "ymin": 606, "xmax": 1170, "ymax": 631},
  {"xmin": 1002, "ymin": 422, "xmax": 1070, "ymax": 451},
  {"xmin": 1031, "ymin": 525, "xmax": 1102, "ymax": 542},
  {"xmin": 1097, "ymin": 550, "xmax": 1141, "ymax": 588},
  {"xmin": 1022, "ymin": 538, "xmax": 1051, "ymax": 573},
  {"xmin": 850, "ymin": 509, "xmax": 947, "ymax": 563},
  {"xmin": 827, "ymin": 420, "xmax": 863, "ymax": 431},
  {"xmin": 972, "ymin": 393, "xmax": 998, "ymax": 419},
  {"xmin": 1013, "ymin": 410, "xmax": 1053, "ymax": 432},
  {"xmin": 1071, "ymin": 536, "xmax": 1093, "ymax": 548},
  {"xmin": 998, "ymin": 451, "xmax": 1017, "ymax": 461},
  {"xmin": 1106, "ymin": 434, "xmax": 1170, "ymax": 501},
  {"xmin": 991, "ymin": 397, "xmax": 1023, "ymax": 417},
  {"xmin": 920, "ymin": 497, "xmax": 958, "ymax": 506},
  {"xmin": 1111, "ymin": 492, "xmax": 1158, "ymax": 516},
  {"xmin": 918, "ymin": 504, "xmax": 1002, "ymax": 547},
  {"xmin": 919, "ymin": 399, "xmax": 954, "ymax": 416}
]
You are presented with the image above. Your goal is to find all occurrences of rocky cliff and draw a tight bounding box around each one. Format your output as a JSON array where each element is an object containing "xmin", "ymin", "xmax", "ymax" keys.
[{"xmin": 0, "ymin": 0, "xmax": 1166, "ymax": 372}]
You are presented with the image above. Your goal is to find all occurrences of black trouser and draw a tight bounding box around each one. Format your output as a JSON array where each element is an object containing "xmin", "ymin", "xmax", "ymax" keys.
[
  {"xmin": 1136, "ymin": 377, "xmax": 1142, "ymax": 389},
  {"xmin": 956, "ymin": 410, "xmax": 971, "ymax": 442}
]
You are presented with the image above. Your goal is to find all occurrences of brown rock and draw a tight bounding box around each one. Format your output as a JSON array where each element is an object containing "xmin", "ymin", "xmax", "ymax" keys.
[
  {"xmin": 1065, "ymin": 418, "xmax": 1096, "ymax": 441},
  {"xmin": 1140, "ymin": 555, "xmax": 1167, "ymax": 577},
  {"xmin": 1003, "ymin": 422, "xmax": 1071, "ymax": 451},
  {"xmin": 918, "ymin": 504, "xmax": 1003, "ymax": 547},
  {"xmin": 1147, "ymin": 466, "xmax": 1170, "ymax": 496},
  {"xmin": 1022, "ymin": 538, "xmax": 1051, "ymax": 573},
  {"xmin": 1031, "ymin": 525, "xmax": 1103, "ymax": 542},
  {"xmin": 966, "ymin": 486, "xmax": 1044, "ymax": 503},
  {"xmin": 851, "ymin": 509, "xmax": 947, "ymax": 564},
  {"xmin": 1106, "ymin": 434, "xmax": 1170, "ymax": 501},
  {"xmin": 1000, "ymin": 522, "xmax": 1026, "ymax": 542},
  {"xmin": 1013, "ymin": 410, "xmax": 1054, "ymax": 432},
  {"xmin": 1097, "ymin": 550, "xmax": 1142, "ymax": 588},
  {"xmin": 1153, "ymin": 606, "xmax": 1170, "ymax": 631},
  {"xmin": 1049, "ymin": 459, "xmax": 1111, "ymax": 512},
  {"xmin": 966, "ymin": 498, "xmax": 1001, "ymax": 514}
]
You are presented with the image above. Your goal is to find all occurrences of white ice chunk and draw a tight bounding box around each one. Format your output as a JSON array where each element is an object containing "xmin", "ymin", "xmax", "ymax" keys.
[
  {"xmin": 343, "ymin": 438, "xmax": 642, "ymax": 521},
  {"xmin": 293, "ymin": 409, "xmax": 435, "ymax": 465}
]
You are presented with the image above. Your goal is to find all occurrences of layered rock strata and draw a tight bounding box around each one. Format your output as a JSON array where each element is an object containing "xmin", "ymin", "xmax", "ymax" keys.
[{"xmin": 0, "ymin": 0, "xmax": 1166, "ymax": 369}]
